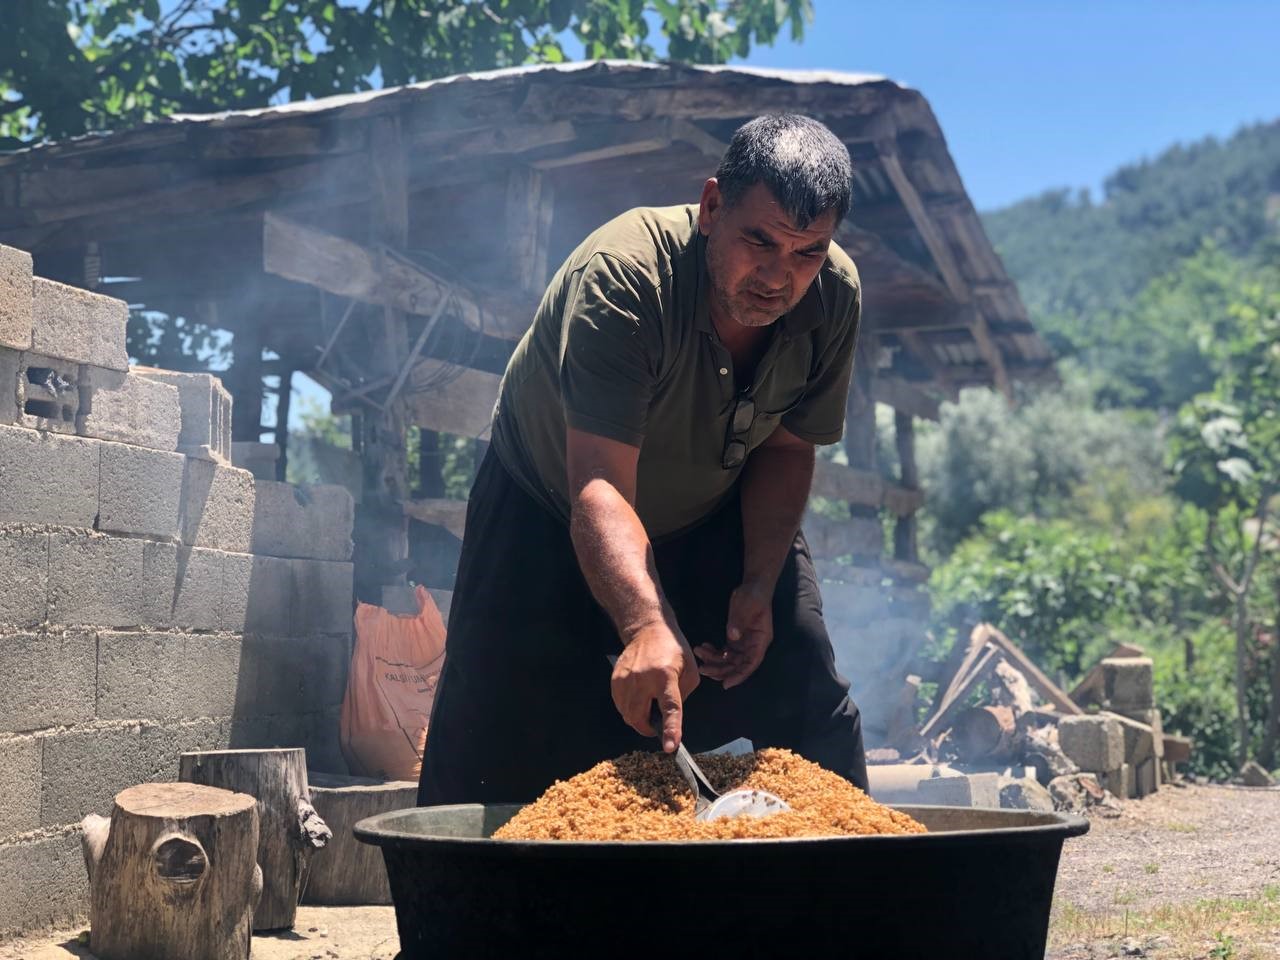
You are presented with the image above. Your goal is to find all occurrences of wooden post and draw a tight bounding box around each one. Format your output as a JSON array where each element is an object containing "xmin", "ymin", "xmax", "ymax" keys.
[
  {"xmin": 275, "ymin": 367, "xmax": 294, "ymax": 483},
  {"xmin": 893, "ymin": 410, "xmax": 919, "ymax": 562},
  {"xmin": 179, "ymin": 748, "xmax": 331, "ymax": 932},
  {"xmin": 353, "ymin": 114, "xmax": 412, "ymax": 602},
  {"xmin": 81, "ymin": 782, "xmax": 261, "ymax": 960},
  {"xmin": 226, "ymin": 313, "xmax": 264, "ymax": 442}
]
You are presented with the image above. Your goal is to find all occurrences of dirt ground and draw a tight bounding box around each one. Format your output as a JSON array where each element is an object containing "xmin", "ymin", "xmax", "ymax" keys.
[{"xmin": 4, "ymin": 782, "xmax": 1277, "ymax": 960}]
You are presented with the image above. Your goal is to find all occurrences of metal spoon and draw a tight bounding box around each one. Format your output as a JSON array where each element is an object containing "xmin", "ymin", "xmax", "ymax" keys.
[{"xmin": 649, "ymin": 702, "xmax": 792, "ymax": 821}]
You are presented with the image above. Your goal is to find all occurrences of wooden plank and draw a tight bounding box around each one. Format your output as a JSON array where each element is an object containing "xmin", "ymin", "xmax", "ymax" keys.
[
  {"xmin": 403, "ymin": 498, "xmax": 468, "ymax": 539},
  {"xmin": 895, "ymin": 330, "xmax": 959, "ymax": 402},
  {"xmin": 668, "ymin": 118, "xmax": 728, "ymax": 159},
  {"xmin": 531, "ymin": 127, "xmax": 671, "ymax": 169},
  {"xmin": 401, "ymin": 360, "xmax": 500, "ymax": 440},
  {"xmin": 920, "ymin": 644, "xmax": 1001, "ymax": 739},
  {"xmin": 262, "ymin": 211, "xmax": 534, "ymax": 341},
  {"xmin": 979, "ymin": 623, "xmax": 1084, "ymax": 716},
  {"xmin": 872, "ymin": 377, "xmax": 941, "ymax": 421},
  {"xmin": 504, "ymin": 166, "xmax": 554, "ymax": 295}
]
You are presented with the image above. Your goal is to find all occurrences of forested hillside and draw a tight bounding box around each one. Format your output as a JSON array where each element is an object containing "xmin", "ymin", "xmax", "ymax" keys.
[{"xmin": 916, "ymin": 118, "xmax": 1280, "ymax": 778}]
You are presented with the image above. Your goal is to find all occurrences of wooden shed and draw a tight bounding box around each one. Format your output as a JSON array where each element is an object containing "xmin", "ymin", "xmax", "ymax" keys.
[{"xmin": 0, "ymin": 60, "xmax": 1052, "ymax": 634}]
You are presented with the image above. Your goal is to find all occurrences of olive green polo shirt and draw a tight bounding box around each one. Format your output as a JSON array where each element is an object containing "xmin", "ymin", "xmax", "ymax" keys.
[{"xmin": 490, "ymin": 204, "xmax": 862, "ymax": 539}]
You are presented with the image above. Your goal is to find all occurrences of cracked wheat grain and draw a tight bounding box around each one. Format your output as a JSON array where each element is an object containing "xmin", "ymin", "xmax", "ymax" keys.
[{"xmin": 493, "ymin": 748, "xmax": 927, "ymax": 841}]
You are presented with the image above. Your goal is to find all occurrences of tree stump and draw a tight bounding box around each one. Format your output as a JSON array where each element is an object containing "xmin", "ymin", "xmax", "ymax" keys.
[
  {"xmin": 303, "ymin": 773, "xmax": 416, "ymax": 905},
  {"xmin": 179, "ymin": 748, "xmax": 331, "ymax": 931},
  {"xmin": 80, "ymin": 782, "xmax": 261, "ymax": 960}
]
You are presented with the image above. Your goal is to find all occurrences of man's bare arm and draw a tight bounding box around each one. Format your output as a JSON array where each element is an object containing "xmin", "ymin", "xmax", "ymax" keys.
[
  {"xmin": 695, "ymin": 425, "xmax": 815, "ymax": 688},
  {"xmin": 566, "ymin": 427, "xmax": 699, "ymax": 751}
]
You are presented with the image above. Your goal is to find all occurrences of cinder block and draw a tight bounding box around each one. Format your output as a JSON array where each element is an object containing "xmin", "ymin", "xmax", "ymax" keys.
[
  {"xmin": 98, "ymin": 440, "xmax": 184, "ymax": 539},
  {"xmin": 251, "ymin": 480, "xmax": 355, "ymax": 561},
  {"xmin": 78, "ymin": 366, "xmax": 181, "ymax": 452},
  {"xmin": 1103, "ymin": 657, "xmax": 1154, "ymax": 710},
  {"xmin": 170, "ymin": 546, "xmax": 225, "ymax": 631},
  {"xmin": 1100, "ymin": 763, "xmax": 1131, "ymax": 800},
  {"xmin": 999, "ymin": 777, "xmax": 1055, "ymax": 812},
  {"xmin": 238, "ymin": 632, "xmax": 348, "ymax": 716},
  {"xmin": 31, "ymin": 276, "xmax": 127, "ymax": 371},
  {"xmin": 0, "ymin": 423, "xmax": 99, "ymax": 527},
  {"xmin": 0, "ymin": 347, "xmax": 19, "ymax": 425},
  {"xmin": 0, "ymin": 245, "xmax": 34, "ymax": 351},
  {"xmin": 821, "ymin": 581, "xmax": 890, "ymax": 627},
  {"xmin": 135, "ymin": 367, "xmax": 232, "ymax": 463},
  {"xmin": 1058, "ymin": 715, "xmax": 1125, "ymax": 773},
  {"xmin": 0, "ymin": 831, "xmax": 88, "ymax": 938},
  {"xmin": 222, "ymin": 553, "xmax": 293, "ymax": 635},
  {"xmin": 40, "ymin": 719, "xmax": 227, "ymax": 826},
  {"xmin": 0, "ymin": 529, "xmax": 49, "ymax": 627},
  {"xmin": 231, "ymin": 440, "xmax": 278, "ymax": 480},
  {"xmin": 16, "ymin": 351, "xmax": 81, "ymax": 434},
  {"xmin": 292, "ymin": 559, "xmax": 354, "ymax": 635},
  {"xmin": 0, "ymin": 631, "xmax": 96, "ymax": 731},
  {"xmin": 0, "ymin": 737, "xmax": 42, "ymax": 839},
  {"xmin": 917, "ymin": 771, "xmax": 1003, "ymax": 808},
  {"xmin": 1106, "ymin": 711, "xmax": 1158, "ymax": 771},
  {"xmin": 180, "ymin": 459, "xmax": 255, "ymax": 552},
  {"xmin": 96, "ymin": 631, "xmax": 241, "ymax": 720},
  {"xmin": 1133, "ymin": 755, "xmax": 1159, "ymax": 798},
  {"xmin": 1115, "ymin": 707, "xmax": 1164, "ymax": 759},
  {"xmin": 48, "ymin": 533, "xmax": 142, "ymax": 627}
]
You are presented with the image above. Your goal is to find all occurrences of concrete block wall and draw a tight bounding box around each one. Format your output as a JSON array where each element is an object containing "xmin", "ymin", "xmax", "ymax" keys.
[{"xmin": 0, "ymin": 246, "xmax": 356, "ymax": 939}]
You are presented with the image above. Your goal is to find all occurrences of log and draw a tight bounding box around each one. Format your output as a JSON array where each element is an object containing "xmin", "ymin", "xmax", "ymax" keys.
[
  {"xmin": 951, "ymin": 705, "xmax": 1017, "ymax": 763},
  {"xmin": 179, "ymin": 748, "xmax": 331, "ymax": 931},
  {"xmin": 991, "ymin": 660, "xmax": 1035, "ymax": 715},
  {"xmin": 302, "ymin": 773, "xmax": 417, "ymax": 905},
  {"xmin": 81, "ymin": 782, "xmax": 261, "ymax": 960}
]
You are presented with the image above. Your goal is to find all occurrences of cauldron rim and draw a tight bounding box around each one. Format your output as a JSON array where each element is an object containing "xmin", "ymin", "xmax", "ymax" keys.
[{"xmin": 354, "ymin": 802, "xmax": 1089, "ymax": 857}]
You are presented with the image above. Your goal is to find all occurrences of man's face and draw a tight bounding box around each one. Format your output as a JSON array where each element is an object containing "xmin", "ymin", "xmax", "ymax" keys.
[{"xmin": 699, "ymin": 179, "xmax": 838, "ymax": 329}]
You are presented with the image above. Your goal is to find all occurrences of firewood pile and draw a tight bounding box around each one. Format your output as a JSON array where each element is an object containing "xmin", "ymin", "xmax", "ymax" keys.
[{"xmin": 902, "ymin": 624, "xmax": 1192, "ymax": 814}]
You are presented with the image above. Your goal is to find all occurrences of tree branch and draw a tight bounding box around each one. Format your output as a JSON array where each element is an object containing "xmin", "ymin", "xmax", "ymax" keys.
[
  {"xmin": 1205, "ymin": 513, "xmax": 1244, "ymax": 597},
  {"xmin": 1240, "ymin": 483, "xmax": 1277, "ymax": 597}
]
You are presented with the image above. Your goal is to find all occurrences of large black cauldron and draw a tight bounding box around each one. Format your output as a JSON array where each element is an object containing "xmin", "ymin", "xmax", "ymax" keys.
[{"xmin": 355, "ymin": 803, "xmax": 1087, "ymax": 959}]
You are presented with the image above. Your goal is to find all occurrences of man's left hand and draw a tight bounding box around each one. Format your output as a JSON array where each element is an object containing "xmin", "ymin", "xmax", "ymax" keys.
[{"xmin": 694, "ymin": 582, "xmax": 774, "ymax": 689}]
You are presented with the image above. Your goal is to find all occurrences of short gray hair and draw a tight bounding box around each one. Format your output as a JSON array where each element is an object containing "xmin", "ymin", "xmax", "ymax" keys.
[{"xmin": 715, "ymin": 114, "xmax": 853, "ymax": 228}]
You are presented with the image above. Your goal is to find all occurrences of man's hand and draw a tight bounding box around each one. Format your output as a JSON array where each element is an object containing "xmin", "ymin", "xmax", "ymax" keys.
[
  {"xmin": 694, "ymin": 582, "xmax": 774, "ymax": 689},
  {"xmin": 612, "ymin": 622, "xmax": 700, "ymax": 752}
]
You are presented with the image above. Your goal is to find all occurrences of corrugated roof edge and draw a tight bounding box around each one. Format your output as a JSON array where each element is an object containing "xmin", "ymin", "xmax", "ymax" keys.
[{"xmin": 0, "ymin": 60, "xmax": 897, "ymax": 158}]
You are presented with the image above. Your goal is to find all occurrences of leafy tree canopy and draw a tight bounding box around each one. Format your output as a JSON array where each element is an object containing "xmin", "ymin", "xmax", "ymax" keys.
[{"xmin": 1, "ymin": 0, "xmax": 812, "ymax": 146}]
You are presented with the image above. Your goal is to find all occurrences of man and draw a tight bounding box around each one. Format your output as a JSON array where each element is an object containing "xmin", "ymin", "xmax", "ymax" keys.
[{"xmin": 418, "ymin": 114, "xmax": 868, "ymax": 807}]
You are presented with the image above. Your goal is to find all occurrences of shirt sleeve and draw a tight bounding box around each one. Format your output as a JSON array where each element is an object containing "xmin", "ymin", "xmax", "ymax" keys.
[
  {"xmin": 781, "ymin": 284, "xmax": 862, "ymax": 445},
  {"xmin": 559, "ymin": 253, "xmax": 662, "ymax": 448}
]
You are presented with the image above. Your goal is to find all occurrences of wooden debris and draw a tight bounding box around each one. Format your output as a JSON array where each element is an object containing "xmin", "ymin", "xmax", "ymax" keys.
[
  {"xmin": 951, "ymin": 705, "xmax": 1016, "ymax": 763},
  {"xmin": 81, "ymin": 782, "xmax": 261, "ymax": 960}
]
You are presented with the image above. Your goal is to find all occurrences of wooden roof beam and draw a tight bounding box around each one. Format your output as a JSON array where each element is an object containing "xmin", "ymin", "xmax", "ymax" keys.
[{"xmin": 263, "ymin": 211, "xmax": 534, "ymax": 341}]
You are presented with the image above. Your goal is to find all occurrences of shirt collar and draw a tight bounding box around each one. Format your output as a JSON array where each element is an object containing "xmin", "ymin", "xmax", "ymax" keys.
[{"xmin": 693, "ymin": 227, "xmax": 827, "ymax": 338}]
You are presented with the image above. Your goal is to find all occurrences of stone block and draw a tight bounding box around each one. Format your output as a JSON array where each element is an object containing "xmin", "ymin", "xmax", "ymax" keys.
[
  {"xmin": 179, "ymin": 459, "xmax": 255, "ymax": 552},
  {"xmin": 0, "ymin": 631, "xmax": 96, "ymax": 732},
  {"xmin": 31, "ymin": 276, "xmax": 128, "ymax": 371},
  {"xmin": 0, "ymin": 245, "xmax": 34, "ymax": 352},
  {"xmin": 134, "ymin": 367, "xmax": 232, "ymax": 463},
  {"xmin": 0, "ymin": 529, "xmax": 49, "ymax": 627},
  {"xmin": 1103, "ymin": 656, "xmax": 1154, "ymax": 710},
  {"xmin": 802, "ymin": 513, "xmax": 884, "ymax": 561},
  {"xmin": 292, "ymin": 559, "xmax": 354, "ymax": 636},
  {"xmin": 1106, "ymin": 712, "xmax": 1158, "ymax": 768},
  {"xmin": 221, "ymin": 553, "xmax": 293, "ymax": 635},
  {"xmin": 0, "ymin": 737, "xmax": 42, "ymax": 839},
  {"xmin": 1058, "ymin": 715, "xmax": 1125, "ymax": 773},
  {"xmin": 0, "ymin": 831, "xmax": 88, "ymax": 938},
  {"xmin": 917, "ymin": 771, "xmax": 1003, "ymax": 808},
  {"xmin": 0, "ymin": 423, "xmax": 99, "ymax": 527},
  {"xmin": 1240, "ymin": 760, "xmax": 1276, "ymax": 787},
  {"xmin": 1100, "ymin": 763, "xmax": 1131, "ymax": 800},
  {"xmin": 78, "ymin": 366, "xmax": 181, "ymax": 451},
  {"xmin": 98, "ymin": 440, "xmax": 184, "ymax": 539},
  {"xmin": 821, "ymin": 581, "xmax": 890, "ymax": 627},
  {"xmin": 999, "ymin": 777, "xmax": 1055, "ymax": 812},
  {"xmin": 231, "ymin": 440, "xmax": 279, "ymax": 480},
  {"xmin": 238, "ymin": 631, "xmax": 348, "ymax": 717},
  {"xmin": 251, "ymin": 480, "xmax": 355, "ymax": 561},
  {"xmin": 48, "ymin": 533, "xmax": 142, "ymax": 628},
  {"xmin": 170, "ymin": 546, "xmax": 225, "ymax": 631},
  {"xmin": 40, "ymin": 719, "xmax": 226, "ymax": 826},
  {"xmin": 1133, "ymin": 755, "xmax": 1159, "ymax": 798},
  {"xmin": 96, "ymin": 631, "xmax": 241, "ymax": 720},
  {"xmin": 0, "ymin": 346, "xmax": 19, "ymax": 425},
  {"xmin": 15, "ymin": 351, "xmax": 81, "ymax": 434}
]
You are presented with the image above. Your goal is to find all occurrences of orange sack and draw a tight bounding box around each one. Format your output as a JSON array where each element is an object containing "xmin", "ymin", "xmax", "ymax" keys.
[{"xmin": 340, "ymin": 585, "xmax": 447, "ymax": 781}]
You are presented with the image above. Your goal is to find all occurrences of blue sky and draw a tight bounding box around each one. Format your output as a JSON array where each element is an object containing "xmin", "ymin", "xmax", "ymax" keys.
[{"xmin": 739, "ymin": 1, "xmax": 1280, "ymax": 211}]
